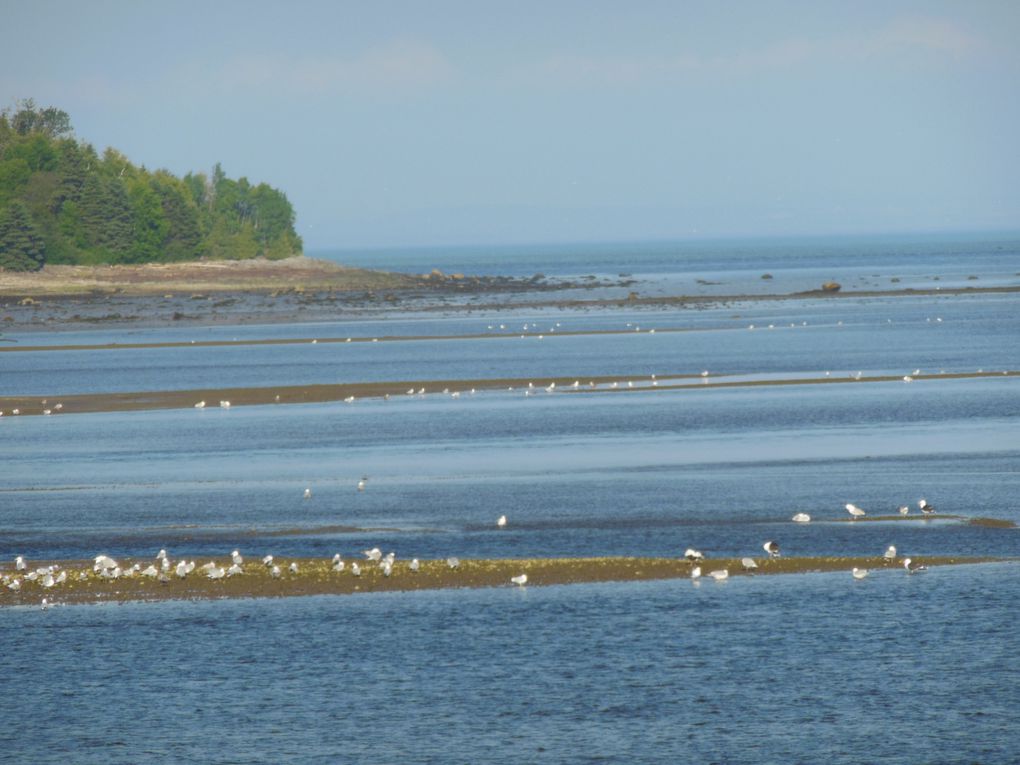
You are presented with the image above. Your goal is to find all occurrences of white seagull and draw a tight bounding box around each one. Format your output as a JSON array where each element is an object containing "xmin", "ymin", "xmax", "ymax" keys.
[
  {"xmin": 708, "ymin": 569, "xmax": 729, "ymax": 581},
  {"xmin": 447, "ymin": 557, "xmax": 460, "ymax": 569},
  {"xmin": 690, "ymin": 566, "xmax": 702, "ymax": 580},
  {"xmin": 231, "ymin": 550, "xmax": 243, "ymax": 566},
  {"xmin": 846, "ymin": 503, "xmax": 866, "ymax": 520},
  {"xmin": 851, "ymin": 568, "xmax": 869, "ymax": 580},
  {"xmin": 919, "ymin": 499, "xmax": 935, "ymax": 516},
  {"xmin": 510, "ymin": 573, "xmax": 528, "ymax": 586},
  {"xmin": 741, "ymin": 558, "xmax": 758, "ymax": 571},
  {"xmin": 791, "ymin": 513, "xmax": 811, "ymax": 523},
  {"xmin": 684, "ymin": 548, "xmax": 704, "ymax": 562},
  {"xmin": 883, "ymin": 545, "xmax": 897, "ymax": 561},
  {"xmin": 497, "ymin": 515, "xmax": 507, "ymax": 529},
  {"xmin": 763, "ymin": 540, "xmax": 781, "ymax": 558},
  {"xmin": 303, "ymin": 488, "xmax": 312, "ymax": 499},
  {"xmin": 409, "ymin": 558, "xmax": 420, "ymax": 572},
  {"xmin": 898, "ymin": 505, "xmax": 910, "ymax": 516}
]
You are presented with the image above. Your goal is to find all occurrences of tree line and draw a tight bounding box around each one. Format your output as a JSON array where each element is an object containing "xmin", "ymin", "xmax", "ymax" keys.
[{"xmin": 0, "ymin": 100, "xmax": 302, "ymax": 271}]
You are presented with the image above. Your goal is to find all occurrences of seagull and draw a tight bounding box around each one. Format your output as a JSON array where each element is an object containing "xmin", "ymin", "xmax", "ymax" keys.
[
  {"xmin": 852, "ymin": 568, "xmax": 869, "ymax": 580},
  {"xmin": 156, "ymin": 549, "xmax": 167, "ymax": 560},
  {"xmin": 903, "ymin": 558, "xmax": 928, "ymax": 574},
  {"xmin": 690, "ymin": 566, "xmax": 702, "ymax": 580},
  {"xmin": 351, "ymin": 563, "xmax": 361, "ymax": 576},
  {"xmin": 141, "ymin": 565, "xmax": 159, "ymax": 578},
  {"xmin": 15, "ymin": 556, "xmax": 26, "ymax": 571},
  {"xmin": 898, "ymin": 505, "xmax": 910, "ymax": 515},
  {"xmin": 447, "ymin": 557, "xmax": 460, "ymax": 569},
  {"xmin": 763, "ymin": 540, "xmax": 781, "ymax": 558},
  {"xmin": 271, "ymin": 565, "xmax": 282, "ymax": 578},
  {"xmin": 846, "ymin": 503, "xmax": 866, "ymax": 520},
  {"xmin": 741, "ymin": 558, "xmax": 758, "ymax": 572},
  {"xmin": 684, "ymin": 548, "xmax": 704, "ymax": 562},
  {"xmin": 511, "ymin": 574, "xmax": 527, "ymax": 586},
  {"xmin": 262, "ymin": 555, "xmax": 274, "ymax": 566},
  {"xmin": 231, "ymin": 550, "xmax": 243, "ymax": 566},
  {"xmin": 289, "ymin": 562, "xmax": 299, "ymax": 574},
  {"xmin": 227, "ymin": 564, "xmax": 243, "ymax": 576},
  {"xmin": 791, "ymin": 513, "xmax": 811, "ymax": 523},
  {"xmin": 357, "ymin": 479, "xmax": 366, "ymax": 492},
  {"xmin": 883, "ymin": 545, "xmax": 897, "ymax": 561},
  {"xmin": 363, "ymin": 548, "xmax": 382, "ymax": 562},
  {"xmin": 497, "ymin": 515, "xmax": 507, "ymax": 529},
  {"xmin": 409, "ymin": 558, "xmax": 420, "ymax": 572},
  {"xmin": 303, "ymin": 488, "xmax": 312, "ymax": 499},
  {"xmin": 708, "ymin": 569, "xmax": 729, "ymax": 581},
  {"xmin": 175, "ymin": 561, "xmax": 188, "ymax": 578},
  {"xmin": 220, "ymin": 400, "xmax": 231, "ymax": 408},
  {"xmin": 194, "ymin": 401, "xmax": 206, "ymax": 409},
  {"xmin": 919, "ymin": 499, "xmax": 935, "ymax": 516},
  {"xmin": 332, "ymin": 558, "xmax": 345, "ymax": 572},
  {"xmin": 903, "ymin": 376, "xmax": 913, "ymax": 383},
  {"xmin": 206, "ymin": 566, "xmax": 226, "ymax": 580}
]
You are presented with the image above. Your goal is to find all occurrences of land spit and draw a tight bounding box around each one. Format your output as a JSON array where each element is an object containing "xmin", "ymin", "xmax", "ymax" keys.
[
  {"xmin": 0, "ymin": 555, "xmax": 1005, "ymax": 608},
  {"xmin": 1, "ymin": 370, "xmax": 1014, "ymax": 417}
]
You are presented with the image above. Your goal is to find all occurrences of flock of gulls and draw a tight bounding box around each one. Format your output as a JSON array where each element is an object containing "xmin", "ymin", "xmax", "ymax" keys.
[
  {"xmin": 4, "ymin": 496, "xmax": 942, "ymax": 607},
  {"xmin": 2, "ymin": 511, "xmax": 529, "ymax": 607}
]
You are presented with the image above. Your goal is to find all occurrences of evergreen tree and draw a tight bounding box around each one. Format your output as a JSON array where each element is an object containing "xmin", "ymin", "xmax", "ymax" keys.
[{"xmin": 0, "ymin": 200, "xmax": 46, "ymax": 271}]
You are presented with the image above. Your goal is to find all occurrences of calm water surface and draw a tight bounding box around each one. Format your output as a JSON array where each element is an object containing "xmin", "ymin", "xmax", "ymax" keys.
[{"xmin": 2, "ymin": 235, "xmax": 1019, "ymax": 763}]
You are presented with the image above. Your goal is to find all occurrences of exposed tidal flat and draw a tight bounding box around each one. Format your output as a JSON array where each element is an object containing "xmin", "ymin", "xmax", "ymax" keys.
[{"xmin": 3, "ymin": 236, "xmax": 1020, "ymax": 763}]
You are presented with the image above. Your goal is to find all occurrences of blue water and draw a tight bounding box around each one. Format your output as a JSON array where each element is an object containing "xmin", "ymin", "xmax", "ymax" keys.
[{"xmin": 2, "ymin": 234, "xmax": 1020, "ymax": 763}]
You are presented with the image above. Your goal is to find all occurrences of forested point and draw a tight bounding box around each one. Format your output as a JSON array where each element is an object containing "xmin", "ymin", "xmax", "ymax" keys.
[{"xmin": 0, "ymin": 100, "xmax": 302, "ymax": 272}]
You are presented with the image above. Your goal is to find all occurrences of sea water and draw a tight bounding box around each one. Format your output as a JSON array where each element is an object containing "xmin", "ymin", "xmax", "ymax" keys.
[{"xmin": 2, "ymin": 234, "xmax": 1019, "ymax": 763}]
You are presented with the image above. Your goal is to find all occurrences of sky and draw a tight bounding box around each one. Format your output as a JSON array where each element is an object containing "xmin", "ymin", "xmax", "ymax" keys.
[{"xmin": 3, "ymin": 1, "xmax": 1019, "ymax": 250}]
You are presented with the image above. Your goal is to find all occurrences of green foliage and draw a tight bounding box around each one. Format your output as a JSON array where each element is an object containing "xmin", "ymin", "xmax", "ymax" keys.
[
  {"xmin": 0, "ymin": 101, "xmax": 302, "ymax": 269},
  {"xmin": 0, "ymin": 200, "xmax": 46, "ymax": 271}
]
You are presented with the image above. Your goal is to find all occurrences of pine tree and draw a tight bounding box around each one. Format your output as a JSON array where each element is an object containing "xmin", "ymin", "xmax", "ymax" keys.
[{"xmin": 0, "ymin": 200, "xmax": 46, "ymax": 271}]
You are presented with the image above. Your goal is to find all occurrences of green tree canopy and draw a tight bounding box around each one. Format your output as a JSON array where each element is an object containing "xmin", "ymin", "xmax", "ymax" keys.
[
  {"xmin": 0, "ymin": 101, "xmax": 302, "ymax": 269},
  {"xmin": 0, "ymin": 200, "xmax": 46, "ymax": 271}
]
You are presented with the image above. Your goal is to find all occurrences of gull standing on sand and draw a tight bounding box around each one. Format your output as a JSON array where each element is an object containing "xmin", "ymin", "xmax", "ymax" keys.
[
  {"xmin": 763, "ymin": 540, "xmax": 781, "ymax": 558},
  {"xmin": 409, "ymin": 558, "xmax": 420, "ymax": 572},
  {"xmin": 304, "ymin": 488, "xmax": 312, "ymax": 499},
  {"xmin": 791, "ymin": 513, "xmax": 811, "ymax": 523},
  {"xmin": 510, "ymin": 574, "xmax": 527, "ymax": 586},
  {"xmin": 846, "ymin": 503, "xmax": 866, "ymax": 520},
  {"xmin": 364, "ymin": 547, "xmax": 382, "ymax": 562},
  {"xmin": 231, "ymin": 550, "xmax": 243, "ymax": 566},
  {"xmin": 741, "ymin": 558, "xmax": 758, "ymax": 572},
  {"xmin": 15, "ymin": 556, "xmax": 26, "ymax": 571},
  {"xmin": 684, "ymin": 548, "xmax": 704, "ymax": 563},
  {"xmin": 497, "ymin": 515, "xmax": 507, "ymax": 529},
  {"xmin": 690, "ymin": 566, "xmax": 702, "ymax": 580},
  {"xmin": 919, "ymin": 499, "xmax": 935, "ymax": 516},
  {"xmin": 898, "ymin": 505, "xmax": 910, "ymax": 515},
  {"xmin": 884, "ymin": 545, "xmax": 897, "ymax": 561},
  {"xmin": 708, "ymin": 569, "xmax": 729, "ymax": 581}
]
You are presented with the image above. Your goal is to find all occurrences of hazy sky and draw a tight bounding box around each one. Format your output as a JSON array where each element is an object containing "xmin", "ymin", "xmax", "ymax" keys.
[{"xmin": 3, "ymin": 1, "xmax": 1018, "ymax": 250}]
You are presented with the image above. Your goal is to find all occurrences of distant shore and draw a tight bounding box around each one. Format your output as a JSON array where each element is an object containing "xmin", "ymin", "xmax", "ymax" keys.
[
  {"xmin": 1, "ymin": 555, "xmax": 1005, "ymax": 608},
  {"xmin": 2, "ymin": 255, "xmax": 1018, "ymax": 332}
]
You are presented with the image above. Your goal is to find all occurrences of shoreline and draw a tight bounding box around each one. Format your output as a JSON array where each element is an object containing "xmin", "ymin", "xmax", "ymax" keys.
[
  {"xmin": 2, "ymin": 256, "xmax": 1018, "ymax": 333},
  {"xmin": 1, "ymin": 555, "xmax": 1005, "ymax": 608}
]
